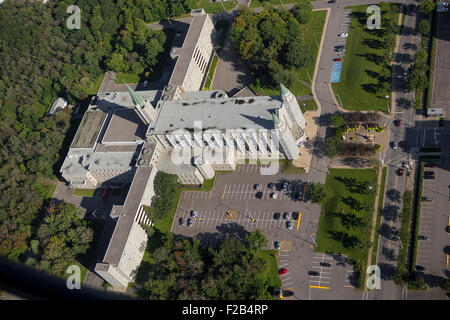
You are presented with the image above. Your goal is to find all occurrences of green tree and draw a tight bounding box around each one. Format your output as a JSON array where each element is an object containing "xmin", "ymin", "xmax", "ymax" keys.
[
  {"xmin": 419, "ymin": 0, "xmax": 436, "ymax": 14},
  {"xmin": 331, "ymin": 115, "xmax": 345, "ymax": 128},
  {"xmin": 417, "ymin": 19, "xmax": 431, "ymax": 35},
  {"xmin": 285, "ymin": 42, "xmax": 313, "ymax": 68},
  {"xmin": 292, "ymin": 3, "xmax": 313, "ymax": 25},
  {"xmin": 307, "ymin": 183, "xmax": 328, "ymax": 204}
]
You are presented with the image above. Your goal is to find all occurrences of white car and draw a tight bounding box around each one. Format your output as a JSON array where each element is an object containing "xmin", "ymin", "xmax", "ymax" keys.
[
  {"xmin": 338, "ymin": 33, "xmax": 348, "ymax": 37},
  {"xmin": 143, "ymin": 80, "xmax": 148, "ymax": 87},
  {"xmin": 270, "ymin": 192, "xmax": 278, "ymax": 199}
]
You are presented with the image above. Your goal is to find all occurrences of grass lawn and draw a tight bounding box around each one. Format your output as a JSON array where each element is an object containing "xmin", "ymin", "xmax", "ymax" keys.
[
  {"xmin": 280, "ymin": 159, "xmax": 306, "ymax": 174},
  {"xmin": 252, "ymin": 10, "xmax": 327, "ymax": 97},
  {"xmin": 193, "ymin": 0, "xmax": 237, "ymax": 13},
  {"xmin": 203, "ymin": 54, "xmax": 219, "ymax": 90},
  {"xmin": 73, "ymin": 188, "xmax": 97, "ymax": 197},
  {"xmin": 316, "ymin": 168, "xmax": 378, "ymax": 289},
  {"xmin": 250, "ymin": 0, "xmax": 310, "ymax": 8},
  {"xmin": 371, "ymin": 166, "xmax": 387, "ymax": 265},
  {"xmin": 299, "ymin": 99, "xmax": 318, "ymax": 112},
  {"xmin": 257, "ymin": 250, "xmax": 282, "ymax": 292},
  {"xmin": 332, "ymin": 4, "xmax": 400, "ymax": 112}
]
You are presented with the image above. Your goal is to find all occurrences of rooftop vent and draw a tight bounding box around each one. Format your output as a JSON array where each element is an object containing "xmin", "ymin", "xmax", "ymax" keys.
[
  {"xmin": 138, "ymin": 158, "xmax": 147, "ymax": 166},
  {"xmin": 142, "ymin": 148, "xmax": 150, "ymax": 155},
  {"xmin": 162, "ymin": 95, "xmax": 169, "ymax": 101},
  {"xmin": 166, "ymin": 85, "xmax": 174, "ymax": 92}
]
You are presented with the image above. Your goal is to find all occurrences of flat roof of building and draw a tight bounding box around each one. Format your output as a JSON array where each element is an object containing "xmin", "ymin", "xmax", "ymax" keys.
[
  {"xmin": 61, "ymin": 151, "xmax": 137, "ymax": 177},
  {"xmin": 168, "ymin": 13, "xmax": 208, "ymax": 88},
  {"xmin": 96, "ymin": 90, "xmax": 162, "ymax": 109},
  {"xmin": 71, "ymin": 110, "xmax": 108, "ymax": 149},
  {"xmin": 151, "ymin": 95, "xmax": 283, "ymax": 134},
  {"xmin": 102, "ymin": 108, "xmax": 147, "ymax": 144},
  {"xmin": 102, "ymin": 142, "xmax": 156, "ymax": 266},
  {"xmin": 157, "ymin": 148, "xmax": 198, "ymax": 174}
]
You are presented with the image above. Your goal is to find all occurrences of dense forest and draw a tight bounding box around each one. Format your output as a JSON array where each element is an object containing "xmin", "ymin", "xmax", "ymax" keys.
[
  {"xmin": 0, "ymin": 0, "xmax": 194, "ymax": 275},
  {"xmin": 139, "ymin": 231, "xmax": 274, "ymax": 299},
  {"xmin": 230, "ymin": 5, "xmax": 314, "ymax": 88}
]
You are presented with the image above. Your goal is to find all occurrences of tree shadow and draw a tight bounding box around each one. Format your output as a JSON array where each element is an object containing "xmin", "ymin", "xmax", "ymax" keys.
[
  {"xmin": 386, "ymin": 189, "xmax": 402, "ymax": 202},
  {"xmin": 378, "ymin": 263, "xmax": 397, "ymax": 280},
  {"xmin": 382, "ymin": 204, "xmax": 399, "ymax": 222}
]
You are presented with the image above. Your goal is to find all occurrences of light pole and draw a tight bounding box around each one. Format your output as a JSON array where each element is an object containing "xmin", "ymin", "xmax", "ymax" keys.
[
  {"xmin": 323, "ymin": 160, "xmax": 330, "ymax": 175},
  {"xmin": 310, "ymin": 235, "xmax": 318, "ymax": 247}
]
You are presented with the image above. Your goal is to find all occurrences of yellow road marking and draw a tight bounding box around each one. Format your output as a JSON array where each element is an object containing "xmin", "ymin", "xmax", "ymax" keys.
[
  {"xmin": 296, "ymin": 212, "xmax": 302, "ymax": 230},
  {"xmin": 309, "ymin": 285, "xmax": 330, "ymax": 290},
  {"xmin": 447, "ymin": 254, "xmax": 449, "ymax": 268}
]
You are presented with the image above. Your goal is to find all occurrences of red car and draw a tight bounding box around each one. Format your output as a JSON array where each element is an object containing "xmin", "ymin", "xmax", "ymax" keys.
[
  {"xmin": 394, "ymin": 119, "xmax": 402, "ymax": 127},
  {"xmin": 424, "ymin": 163, "xmax": 436, "ymax": 168},
  {"xmin": 279, "ymin": 268, "xmax": 288, "ymax": 275},
  {"xmin": 397, "ymin": 168, "xmax": 404, "ymax": 176}
]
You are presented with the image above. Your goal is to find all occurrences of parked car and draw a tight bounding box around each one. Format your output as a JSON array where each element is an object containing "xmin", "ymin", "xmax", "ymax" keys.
[
  {"xmin": 273, "ymin": 212, "xmax": 281, "ymax": 220},
  {"xmin": 392, "ymin": 141, "xmax": 398, "ymax": 149},
  {"xmin": 335, "ymin": 45, "xmax": 345, "ymax": 52},
  {"xmin": 416, "ymin": 265, "xmax": 426, "ymax": 271},
  {"xmin": 320, "ymin": 262, "xmax": 331, "ymax": 268},
  {"xmin": 274, "ymin": 241, "xmax": 281, "ymax": 250},
  {"xmin": 270, "ymin": 192, "xmax": 278, "ymax": 199},
  {"xmin": 418, "ymin": 235, "xmax": 429, "ymax": 240},
  {"xmin": 334, "ymin": 57, "xmax": 343, "ymax": 62},
  {"xmin": 253, "ymin": 183, "xmax": 261, "ymax": 190},
  {"xmin": 286, "ymin": 221, "xmax": 293, "ymax": 230},
  {"xmin": 328, "ymin": 0, "xmax": 336, "ymax": 3},
  {"xmin": 268, "ymin": 182, "xmax": 275, "ymax": 189},
  {"xmin": 282, "ymin": 212, "xmax": 290, "ymax": 220},
  {"xmin": 187, "ymin": 218, "xmax": 193, "ymax": 227},
  {"xmin": 292, "ymin": 212, "xmax": 299, "ymax": 220},
  {"xmin": 179, "ymin": 218, "xmax": 185, "ymax": 226},
  {"xmin": 422, "ymin": 196, "xmax": 433, "ymax": 202},
  {"xmin": 255, "ymin": 191, "xmax": 263, "ymax": 199},
  {"xmin": 424, "ymin": 163, "xmax": 436, "ymax": 168},
  {"xmin": 279, "ymin": 268, "xmax": 288, "ymax": 275},
  {"xmin": 394, "ymin": 119, "xmax": 402, "ymax": 127},
  {"xmin": 143, "ymin": 80, "xmax": 148, "ymax": 87},
  {"xmin": 190, "ymin": 210, "xmax": 198, "ymax": 218},
  {"xmin": 423, "ymin": 175, "xmax": 435, "ymax": 180},
  {"xmin": 308, "ymin": 271, "xmax": 320, "ymax": 276},
  {"xmin": 397, "ymin": 168, "xmax": 404, "ymax": 176},
  {"xmin": 338, "ymin": 33, "xmax": 348, "ymax": 37},
  {"xmin": 282, "ymin": 182, "xmax": 289, "ymax": 191},
  {"xmin": 424, "ymin": 171, "xmax": 435, "ymax": 176}
]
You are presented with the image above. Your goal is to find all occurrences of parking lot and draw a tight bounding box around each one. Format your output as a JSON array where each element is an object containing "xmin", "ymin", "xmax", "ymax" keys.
[
  {"xmin": 416, "ymin": 157, "xmax": 450, "ymax": 279},
  {"xmin": 171, "ymin": 164, "xmax": 365, "ymax": 299}
]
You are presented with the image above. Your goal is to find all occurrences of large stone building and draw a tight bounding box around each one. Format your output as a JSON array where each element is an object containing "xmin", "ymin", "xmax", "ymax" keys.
[{"xmin": 60, "ymin": 9, "xmax": 308, "ymax": 288}]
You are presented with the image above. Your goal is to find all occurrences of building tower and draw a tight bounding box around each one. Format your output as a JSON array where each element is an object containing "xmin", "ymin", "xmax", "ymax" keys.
[
  {"xmin": 280, "ymin": 83, "xmax": 306, "ymax": 129},
  {"xmin": 194, "ymin": 155, "xmax": 215, "ymax": 180},
  {"xmin": 273, "ymin": 109, "xmax": 300, "ymax": 159},
  {"xmin": 125, "ymin": 84, "xmax": 157, "ymax": 124}
]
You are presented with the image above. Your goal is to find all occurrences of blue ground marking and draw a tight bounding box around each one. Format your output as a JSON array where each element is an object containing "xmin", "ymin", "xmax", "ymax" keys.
[{"xmin": 330, "ymin": 62, "xmax": 343, "ymax": 83}]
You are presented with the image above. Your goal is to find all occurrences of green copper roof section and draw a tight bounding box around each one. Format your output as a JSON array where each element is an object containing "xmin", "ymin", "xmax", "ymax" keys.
[
  {"xmin": 124, "ymin": 83, "xmax": 144, "ymax": 108},
  {"xmin": 273, "ymin": 108, "xmax": 281, "ymax": 126},
  {"xmin": 280, "ymin": 83, "xmax": 289, "ymax": 96}
]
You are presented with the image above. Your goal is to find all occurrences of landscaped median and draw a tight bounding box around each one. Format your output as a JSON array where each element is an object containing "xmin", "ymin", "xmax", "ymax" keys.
[
  {"xmin": 371, "ymin": 166, "xmax": 387, "ymax": 265},
  {"xmin": 315, "ymin": 168, "xmax": 378, "ymax": 289}
]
